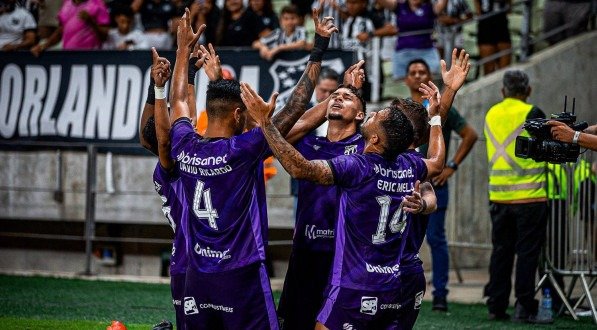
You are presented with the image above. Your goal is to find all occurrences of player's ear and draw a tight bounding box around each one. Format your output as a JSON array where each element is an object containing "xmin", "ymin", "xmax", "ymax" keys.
[
  {"xmin": 233, "ymin": 107, "xmax": 242, "ymax": 123},
  {"xmin": 356, "ymin": 111, "xmax": 365, "ymax": 122}
]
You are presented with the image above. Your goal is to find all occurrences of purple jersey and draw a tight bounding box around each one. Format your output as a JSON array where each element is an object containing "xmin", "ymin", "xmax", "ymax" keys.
[
  {"xmin": 170, "ymin": 119, "xmax": 270, "ymax": 273},
  {"xmin": 294, "ymin": 133, "xmax": 365, "ymax": 251},
  {"xmin": 328, "ymin": 152, "xmax": 427, "ymax": 291},
  {"xmin": 153, "ymin": 163, "xmax": 188, "ymax": 276},
  {"xmin": 400, "ymin": 150, "xmax": 430, "ymax": 276}
]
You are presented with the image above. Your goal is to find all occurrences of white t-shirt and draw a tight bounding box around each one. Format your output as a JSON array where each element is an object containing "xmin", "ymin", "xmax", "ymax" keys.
[
  {"xmin": 0, "ymin": 7, "xmax": 36, "ymax": 48},
  {"xmin": 103, "ymin": 28, "xmax": 150, "ymax": 50}
]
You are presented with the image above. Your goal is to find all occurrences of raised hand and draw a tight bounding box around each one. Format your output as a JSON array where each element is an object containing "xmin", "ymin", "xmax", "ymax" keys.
[
  {"xmin": 441, "ymin": 48, "xmax": 471, "ymax": 92},
  {"xmin": 177, "ymin": 8, "xmax": 205, "ymax": 50},
  {"xmin": 200, "ymin": 43, "xmax": 222, "ymax": 81},
  {"xmin": 312, "ymin": 0, "xmax": 339, "ymax": 38},
  {"xmin": 151, "ymin": 47, "xmax": 171, "ymax": 87},
  {"xmin": 402, "ymin": 181, "xmax": 425, "ymax": 214},
  {"xmin": 240, "ymin": 82, "xmax": 278, "ymax": 126},
  {"xmin": 419, "ymin": 81, "xmax": 441, "ymax": 117},
  {"xmin": 343, "ymin": 60, "xmax": 366, "ymax": 89}
]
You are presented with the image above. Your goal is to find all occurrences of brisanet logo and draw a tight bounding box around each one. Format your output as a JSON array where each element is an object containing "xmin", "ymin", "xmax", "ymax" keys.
[
  {"xmin": 360, "ymin": 296, "xmax": 378, "ymax": 315},
  {"xmin": 305, "ymin": 225, "xmax": 334, "ymax": 240}
]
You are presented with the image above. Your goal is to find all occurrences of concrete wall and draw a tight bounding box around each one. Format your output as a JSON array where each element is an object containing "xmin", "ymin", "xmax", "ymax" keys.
[{"xmin": 0, "ymin": 32, "xmax": 595, "ymax": 274}]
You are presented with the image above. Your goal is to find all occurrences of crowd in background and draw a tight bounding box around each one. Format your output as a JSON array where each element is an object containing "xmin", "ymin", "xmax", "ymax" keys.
[{"xmin": 1, "ymin": 0, "xmax": 593, "ymax": 79}]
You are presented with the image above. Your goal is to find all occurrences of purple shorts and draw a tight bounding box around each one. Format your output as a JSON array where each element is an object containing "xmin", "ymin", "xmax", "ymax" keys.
[
  {"xmin": 183, "ymin": 262, "xmax": 278, "ymax": 330},
  {"xmin": 171, "ymin": 272, "xmax": 186, "ymax": 330},
  {"xmin": 317, "ymin": 274, "xmax": 426, "ymax": 330},
  {"xmin": 396, "ymin": 272, "xmax": 426, "ymax": 329}
]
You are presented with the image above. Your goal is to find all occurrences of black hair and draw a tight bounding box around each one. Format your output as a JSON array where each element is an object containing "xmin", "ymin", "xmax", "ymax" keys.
[
  {"xmin": 405, "ymin": 58, "xmax": 431, "ymax": 75},
  {"xmin": 280, "ymin": 4, "xmax": 299, "ymax": 16},
  {"xmin": 390, "ymin": 97, "xmax": 429, "ymax": 146},
  {"xmin": 319, "ymin": 67, "xmax": 340, "ymax": 84},
  {"xmin": 206, "ymin": 79, "xmax": 244, "ymax": 118},
  {"xmin": 503, "ymin": 70, "xmax": 530, "ymax": 97},
  {"xmin": 380, "ymin": 101, "xmax": 415, "ymax": 159}
]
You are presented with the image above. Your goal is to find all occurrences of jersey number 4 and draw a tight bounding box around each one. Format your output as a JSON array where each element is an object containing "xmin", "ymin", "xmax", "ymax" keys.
[
  {"xmin": 193, "ymin": 180, "xmax": 220, "ymax": 230},
  {"xmin": 372, "ymin": 195, "xmax": 407, "ymax": 244}
]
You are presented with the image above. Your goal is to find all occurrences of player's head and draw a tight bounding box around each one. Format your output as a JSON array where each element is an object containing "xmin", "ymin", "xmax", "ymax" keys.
[
  {"xmin": 502, "ymin": 70, "xmax": 531, "ymax": 99},
  {"xmin": 345, "ymin": 0, "xmax": 367, "ymax": 17},
  {"xmin": 315, "ymin": 67, "xmax": 340, "ymax": 102},
  {"xmin": 391, "ymin": 97, "xmax": 429, "ymax": 147},
  {"xmin": 362, "ymin": 102, "xmax": 414, "ymax": 160},
  {"xmin": 327, "ymin": 85, "xmax": 366, "ymax": 126},
  {"xmin": 206, "ymin": 79, "xmax": 246, "ymax": 135},
  {"xmin": 280, "ymin": 5, "xmax": 300, "ymax": 33},
  {"xmin": 405, "ymin": 59, "xmax": 432, "ymax": 93}
]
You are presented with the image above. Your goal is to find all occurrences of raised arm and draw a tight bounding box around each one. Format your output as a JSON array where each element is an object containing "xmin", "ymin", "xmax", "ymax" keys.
[
  {"xmin": 139, "ymin": 50, "xmax": 171, "ymax": 155},
  {"xmin": 285, "ymin": 60, "xmax": 366, "ymax": 144},
  {"xmin": 271, "ymin": 1, "xmax": 338, "ymax": 137},
  {"xmin": 241, "ymin": 82, "xmax": 334, "ymax": 185},
  {"xmin": 151, "ymin": 48, "xmax": 175, "ymax": 170},
  {"xmin": 170, "ymin": 9, "xmax": 205, "ymax": 124},
  {"xmin": 419, "ymin": 82, "xmax": 446, "ymax": 179},
  {"xmin": 439, "ymin": 49, "xmax": 471, "ymax": 123},
  {"xmin": 188, "ymin": 43, "xmax": 208, "ymax": 126}
]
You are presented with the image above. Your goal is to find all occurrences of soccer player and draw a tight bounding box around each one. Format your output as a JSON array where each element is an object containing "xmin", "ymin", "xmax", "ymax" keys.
[
  {"xmin": 240, "ymin": 80, "xmax": 446, "ymax": 328},
  {"xmin": 139, "ymin": 38, "xmax": 211, "ymax": 330},
  {"xmin": 168, "ymin": 8, "xmax": 337, "ymax": 329}
]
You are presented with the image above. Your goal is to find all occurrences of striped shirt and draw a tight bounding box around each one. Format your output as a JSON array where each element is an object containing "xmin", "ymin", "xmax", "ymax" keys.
[{"xmin": 259, "ymin": 26, "xmax": 307, "ymax": 49}]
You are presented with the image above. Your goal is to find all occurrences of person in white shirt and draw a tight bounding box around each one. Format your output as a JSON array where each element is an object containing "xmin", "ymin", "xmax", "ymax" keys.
[
  {"xmin": 252, "ymin": 4, "xmax": 307, "ymax": 61},
  {"xmin": 0, "ymin": 0, "xmax": 36, "ymax": 51},
  {"xmin": 103, "ymin": 7, "xmax": 149, "ymax": 50}
]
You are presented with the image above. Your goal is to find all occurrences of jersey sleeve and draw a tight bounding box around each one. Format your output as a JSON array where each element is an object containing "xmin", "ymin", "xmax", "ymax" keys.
[
  {"xmin": 170, "ymin": 118, "xmax": 196, "ymax": 161},
  {"xmin": 328, "ymin": 154, "xmax": 368, "ymax": 187}
]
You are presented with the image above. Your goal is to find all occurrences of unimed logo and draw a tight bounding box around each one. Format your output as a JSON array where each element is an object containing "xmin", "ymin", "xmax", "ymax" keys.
[{"xmin": 360, "ymin": 296, "xmax": 378, "ymax": 315}]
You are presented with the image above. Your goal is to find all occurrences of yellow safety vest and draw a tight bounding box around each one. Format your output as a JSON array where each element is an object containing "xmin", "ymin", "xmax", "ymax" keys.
[
  {"xmin": 547, "ymin": 164, "xmax": 567, "ymax": 200},
  {"xmin": 485, "ymin": 98, "xmax": 547, "ymax": 201}
]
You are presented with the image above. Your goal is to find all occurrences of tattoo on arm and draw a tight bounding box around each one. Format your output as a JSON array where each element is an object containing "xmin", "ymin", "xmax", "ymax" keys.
[
  {"xmin": 272, "ymin": 61, "xmax": 322, "ymax": 137},
  {"xmin": 263, "ymin": 122, "xmax": 333, "ymax": 185}
]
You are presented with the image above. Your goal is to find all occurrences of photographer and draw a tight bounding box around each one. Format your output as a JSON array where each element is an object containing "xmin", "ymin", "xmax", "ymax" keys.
[
  {"xmin": 548, "ymin": 121, "xmax": 597, "ymax": 151},
  {"xmin": 483, "ymin": 70, "xmax": 549, "ymax": 323}
]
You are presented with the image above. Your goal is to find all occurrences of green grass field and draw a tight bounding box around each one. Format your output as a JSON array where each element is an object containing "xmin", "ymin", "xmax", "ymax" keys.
[{"xmin": 0, "ymin": 274, "xmax": 594, "ymax": 329}]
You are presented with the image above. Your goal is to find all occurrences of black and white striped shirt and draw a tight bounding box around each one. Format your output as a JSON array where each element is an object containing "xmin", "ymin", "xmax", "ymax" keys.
[{"xmin": 259, "ymin": 26, "xmax": 307, "ymax": 49}]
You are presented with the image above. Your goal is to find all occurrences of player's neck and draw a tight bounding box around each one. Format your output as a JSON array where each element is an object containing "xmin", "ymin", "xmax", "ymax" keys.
[
  {"xmin": 326, "ymin": 121, "xmax": 357, "ymax": 142},
  {"xmin": 204, "ymin": 120, "xmax": 236, "ymax": 138}
]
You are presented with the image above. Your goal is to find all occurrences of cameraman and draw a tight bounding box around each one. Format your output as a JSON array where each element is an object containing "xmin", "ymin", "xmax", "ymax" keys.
[
  {"xmin": 548, "ymin": 121, "xmax": 597, "ymax": 151},
  {"xmin": 483, "ymin": 70, "xmax": 549, "ymax": 323}
]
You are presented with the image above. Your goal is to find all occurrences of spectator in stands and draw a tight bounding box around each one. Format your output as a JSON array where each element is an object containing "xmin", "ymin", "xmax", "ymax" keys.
[
  {"xmin": 0, "ymin": 0, "xmax": 36, "ymax": 51},
  {"xmin": 340, "ymin": 0, "xmax": 395, "ymax": 100},
  {"xmin": 215, "ymin": 0, "xmax": 266, "ymax": 46},
  {"xmin": 543, "ymin": 0, "xmax": 591, "ymax": 45},
  {"xmin": 248, "ymin": 0, "xmax": 279, "ymax": 36},
  {"xmin": 35, "ymin": 0, "xmax": 61, "ymax": 40},
  {"xmin": 378, "ymin": 0, "xmax": 448, "ymax": 80},
  {"xmin": 433, "ymin": 0, "xmax": 473, "ymax": 58},
  {"xmin": 252, "ymin": 5, "xmax": 306, "ymax": 61},
  {"xmin": 191, "ymin": 0, "xmax": 221, "ymax": 45},
  {"xmin": 103, "ymin": 7, "xmax": 149, "ymax": 49},
  {"xmin": 310, "ymin": 0, "xmax": 344, "ymax": 48},
  {"xmin": 138, "ymin": 0, "xmax": 176, "ymax": 49},
  {"xmin": 474, "ymin": 0, "xmax": 511, "ymax": 75},
  {"xmin": 31, "ymin": 0, "xmax": 110, "ymax": 56}
]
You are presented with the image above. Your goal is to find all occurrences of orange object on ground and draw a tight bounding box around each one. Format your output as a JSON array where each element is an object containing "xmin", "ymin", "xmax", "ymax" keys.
[{"xmin": 106, "ymin": 320, "xmax": 127, "ymax": 330}]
